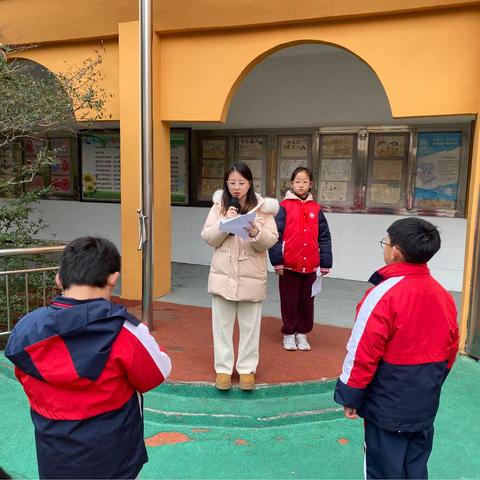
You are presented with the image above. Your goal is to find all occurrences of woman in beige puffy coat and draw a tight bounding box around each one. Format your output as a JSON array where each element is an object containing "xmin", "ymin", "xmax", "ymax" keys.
[{"xmin": 201, "ymin": 162, "xmax": 279, "ymax": 391}]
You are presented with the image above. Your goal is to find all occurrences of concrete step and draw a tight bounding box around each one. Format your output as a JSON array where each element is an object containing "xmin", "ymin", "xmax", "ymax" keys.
[
  {"xmin": 0, "ymin": 354, "xmax": 343, "ymax": 428},
  {"xmin": 144, "ymin": 380, "xmax": 342, "ymax": 428}
]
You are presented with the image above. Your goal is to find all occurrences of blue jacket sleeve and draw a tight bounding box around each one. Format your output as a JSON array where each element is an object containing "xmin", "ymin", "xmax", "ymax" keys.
[
  {"xmin": 334, "ymin": 378, "xmax": 367, "ymax": 409},
  {"xmin": 268, "ymin": 206, "xmax": 286, "ymax": 266},
  {"xmin": 318, "ymin": 210, "xmax": 332, "ymax": 268}
]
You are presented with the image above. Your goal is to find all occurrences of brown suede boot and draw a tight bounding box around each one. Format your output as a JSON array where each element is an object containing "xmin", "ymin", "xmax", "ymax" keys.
[
  {"xmin": 215, "ymin": 373, "xmax": 232, "ymax": 390},
  {"xmin": 239, "ymin": 373, "xmax": 255, "ymax": 391}
]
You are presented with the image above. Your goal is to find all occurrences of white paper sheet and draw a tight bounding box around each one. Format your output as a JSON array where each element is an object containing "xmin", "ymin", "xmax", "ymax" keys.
[
  {"xmin": 311, "ymin": 272, "xmax": 323, "ymax": 297},
  {"xmin": 219, "ymin": 212, "xmax": 256, "ymax": 240}
]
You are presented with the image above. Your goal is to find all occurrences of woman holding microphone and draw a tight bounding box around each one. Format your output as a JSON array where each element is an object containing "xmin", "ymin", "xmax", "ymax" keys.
[{"xmin": 201, "ymin": 162, "xmax": 279, "ymax": 391}]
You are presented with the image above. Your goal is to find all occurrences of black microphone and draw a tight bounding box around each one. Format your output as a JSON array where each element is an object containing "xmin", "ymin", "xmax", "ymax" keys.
[{"xmin": 229, "ymin": 196, "xmax": 240, "ymax": 213}]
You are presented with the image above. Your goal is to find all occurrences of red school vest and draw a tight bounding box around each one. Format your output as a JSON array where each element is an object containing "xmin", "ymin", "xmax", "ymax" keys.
[{"xmin": 282, "ymin": 198, "xmax": 320, "ymax": 273}]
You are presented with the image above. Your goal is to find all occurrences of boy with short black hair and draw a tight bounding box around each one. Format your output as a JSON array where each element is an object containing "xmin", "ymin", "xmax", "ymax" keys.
[
  {"xmin": 334, "ymin": 218, "xmax": 459, "ymax": 479},
  {"xmin": 6, "ymin": 237, "xmax": 171, "ymax": 479}
]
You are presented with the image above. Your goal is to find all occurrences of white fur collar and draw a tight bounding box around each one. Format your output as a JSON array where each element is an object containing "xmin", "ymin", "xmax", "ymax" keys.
[
  {"xmin": 212, "ymin": 189, "xmax": 279, "ymax": 216},
  {"xmin": 284, "ymin": 190, "xmax": 313, "ymax": 202},
  {"xmin": 212, "ymin": 189, "xmax": 223, "ymax": 204}
]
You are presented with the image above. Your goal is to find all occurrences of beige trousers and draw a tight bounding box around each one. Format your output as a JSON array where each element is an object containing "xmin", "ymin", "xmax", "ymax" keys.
[{"xmin": 211, "ymin": 294, "xmax": 262, "ymax": 375}]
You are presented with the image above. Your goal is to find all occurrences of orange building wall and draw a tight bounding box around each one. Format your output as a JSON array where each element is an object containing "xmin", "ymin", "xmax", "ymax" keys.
[
  {"xmin": 1, "ymin": 0, "xmax": 479, "ymax": 43},
  {"xmin": 12, "ymin": 39, "xmax": 120, "ymax": 121},
  {"xmin": 460, "ymin": 118, "xmax": 480, "ymax": 351},
  {"xmin": 159, "ymin": 7, "xmax": 480, "ymax": 123},
  {"xmin": 2, "ymin": 1, "xmax": 480, "ymax": 343}
]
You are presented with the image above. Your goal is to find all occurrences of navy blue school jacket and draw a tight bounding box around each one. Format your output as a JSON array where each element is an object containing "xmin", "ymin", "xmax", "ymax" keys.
[{"xmin": 5, "ymin": 297, "xmax": 171, "ymax": 479}]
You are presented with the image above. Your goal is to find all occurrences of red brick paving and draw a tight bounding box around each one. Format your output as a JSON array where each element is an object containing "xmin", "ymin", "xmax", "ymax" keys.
[{"xmin": 120, "ymin": 299, "xmax": 351, "ymax": 384}]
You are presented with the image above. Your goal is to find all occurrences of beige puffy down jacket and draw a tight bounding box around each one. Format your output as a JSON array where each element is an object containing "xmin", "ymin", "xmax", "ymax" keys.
[{"xmin": 201, "ymin": 190, "xmax": 279, "ymax": 302}]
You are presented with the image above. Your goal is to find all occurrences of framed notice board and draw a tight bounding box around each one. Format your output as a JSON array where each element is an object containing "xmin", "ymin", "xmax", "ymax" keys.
[
  {"xmin": 414, "ymin": 131, "xmax": 462, "ymax": 211},
  {"xmin": 80, "ymin": 131, "xmax": 120, "ymax": 203},
  {"xmin": 195, "ymin": 135, "xmax": 228, "ymax": 202},
  {"xmin": 366, "ymin": 132, "xmax": 410, "ymax": 209},
  {"xmin": 21, "ymin": 136, "xmax": 78, "ymax": 200},
  {"xmin": 275, "ymin": 133, "xmax": 313, "ymax": 198},
  {"xmin": 234, "ymin": 134, "xmax": 268, "ymax": 195},
  {"xmin": 318, "ymin": 133, "xmax": 357, "ymax": 207},
  {"xmin": 170, "ymin": 129, "xmax": 190, "ymax": 205}
]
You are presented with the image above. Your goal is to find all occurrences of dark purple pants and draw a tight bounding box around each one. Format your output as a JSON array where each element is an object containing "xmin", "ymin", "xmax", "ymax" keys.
[{"xmin": 279, "ymin": 269, "xmax": 316, "ymax": 335}]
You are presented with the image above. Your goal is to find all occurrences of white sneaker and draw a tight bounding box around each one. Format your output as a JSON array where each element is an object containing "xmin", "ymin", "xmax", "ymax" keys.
[
  {"xmin": 283, "ymin": 334, "xmax": 297, "ymax": 351},
  {"xmin": 296, "ymin": 333, "xmax": 311, "ymax": 351}
]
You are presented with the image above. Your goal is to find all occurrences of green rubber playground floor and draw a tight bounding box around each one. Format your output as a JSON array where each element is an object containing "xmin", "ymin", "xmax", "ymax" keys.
[{"xmin": 1, "ymin": 353, "xmax": 479, "ymax": 479}]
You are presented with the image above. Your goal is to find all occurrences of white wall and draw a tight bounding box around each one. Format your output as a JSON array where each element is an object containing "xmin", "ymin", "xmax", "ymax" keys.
[
  {"xmin": 172, "ymin": 206, "xmax": 466, "ymax": 292},
  {"xmin": 33, "ymin": 200, "xmax": 121, "ymax": 249},
  {"xmin": 29, "ymin": 201, "xmax": 465, "ymax": 292}
]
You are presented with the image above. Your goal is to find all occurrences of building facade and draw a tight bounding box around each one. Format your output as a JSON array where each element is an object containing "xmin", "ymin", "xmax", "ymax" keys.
[{"xmin": 2, "ymin": 0, "xmax": 480, "ymax": 353}]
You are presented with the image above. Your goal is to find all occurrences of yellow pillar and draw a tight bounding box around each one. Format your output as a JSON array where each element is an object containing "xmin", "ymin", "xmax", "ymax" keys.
[
  {"xmin": 119, "ymin": 21, "xmax": 142, "ymax": 299},
  {"xmin": 118, "ymin": 21, "xmax": 171, "ymax": 300},
  {"xmin": 459, "ymin": 119, "xmax": 480, "ymax": 352},
  {"xmin": 152, "ymin": 32, "xmax": 171, "ymax": 296}
]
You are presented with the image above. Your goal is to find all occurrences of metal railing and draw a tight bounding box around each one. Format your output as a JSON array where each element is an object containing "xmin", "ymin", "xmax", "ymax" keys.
[{"xmin": 0, "ymin": 245, "xmax": 65, "ymax": 337}]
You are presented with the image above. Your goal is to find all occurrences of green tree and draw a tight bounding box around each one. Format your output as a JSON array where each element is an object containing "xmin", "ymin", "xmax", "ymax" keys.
[
  {"xmin": 0, "ymin": 43, "xmax": 109, "ymax": 247},
  {"xmin": 0, "ymin": 44, "xmax": 110, "ymax": 339}
]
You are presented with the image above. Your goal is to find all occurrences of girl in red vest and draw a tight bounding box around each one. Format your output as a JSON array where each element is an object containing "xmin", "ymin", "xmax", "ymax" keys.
[{"xmin": 269, "ymin": 167, "xmax": 333, "ymax": 351}]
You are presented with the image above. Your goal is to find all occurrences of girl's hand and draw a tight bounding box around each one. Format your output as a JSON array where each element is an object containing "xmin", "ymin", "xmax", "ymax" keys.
[
  {"xmin": 320, "ymin": 268, "xmax": 331, "ymax": 276},
  {"xmin": 246, "ymin": 221, "xmax": 259, "ymax": 238},
  {"xmin": 226, "ymin": 206, "xmax": 238, "ymax": 218},
  {"xmin": 274, "ymin": 265, "xmax": 284, "ymax": 276}
]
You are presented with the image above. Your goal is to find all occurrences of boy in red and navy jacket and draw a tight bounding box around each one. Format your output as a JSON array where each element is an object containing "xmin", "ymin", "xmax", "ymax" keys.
[
  {"xmin": 334, "ymin": 218, "xmax": 458, "ymax": 479},
  {"xmin": 6, "ymin": 237, "xmax": 171, "ymax": 479}
]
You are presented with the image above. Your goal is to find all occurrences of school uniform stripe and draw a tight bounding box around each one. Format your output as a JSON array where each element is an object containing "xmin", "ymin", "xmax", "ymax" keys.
[
  {"xmin": 51, "ymin": 301, "xmax": 74, "ymax": 308},
  {"xmin": 340, "ymin": 276, "xmax": 404, "ymax": 384},
  {"xmin": 122, "ymin": 320, "xmax": 172, "ymax": 378}
]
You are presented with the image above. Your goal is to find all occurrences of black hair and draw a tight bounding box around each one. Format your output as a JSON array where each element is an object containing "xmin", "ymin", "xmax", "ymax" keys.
[
  {"xmin": 290, "ymin": 166, "xmax": 313, "ymax": 182},
  {"xmin": 387, "ymin": 218, "xmax": 441, "ymax": 264},
  {"xmin": 221, "ymin": 162, "xmax": 258, "ymax": 214},
  {"xmin": 58, "ymin": 237, "xmax": 121, "ymax": 290}
]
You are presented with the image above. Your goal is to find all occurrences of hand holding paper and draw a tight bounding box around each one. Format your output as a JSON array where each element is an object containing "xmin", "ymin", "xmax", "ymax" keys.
[
  {"xmin": 219, "ymin": 212, "xmax": 256, "ymax": 240},
  {"xmin": 311, "ymin": 268, "xmax": 323, "ymax": 297}
]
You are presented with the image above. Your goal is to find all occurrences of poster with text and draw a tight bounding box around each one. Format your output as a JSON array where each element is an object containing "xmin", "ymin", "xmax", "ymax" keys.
[
  {"xmin": 202, "ymin": 139, "xmax": 226, "ymax": 159},
  {"xmin": 370, "ymin": 183, "xmax": 401, "ymax": 204},
  {"xmin": 321, "ymin": 158, "xmax": 352, "ymax": 182},
  {"xmin": 237, "ymin": 137, "xmax": 264, "ymax": 160},
  {"xmin": 414, "ymin": 132, "xmax": 461, "ymax": 209},
  {"xmin": 319, "ymin": 181, "xmax": 348, "ymax": 203},
  {"xmin": 374, "ymin": 135, "xmax": 406, "ymax": 158},
  {"xmin": 170, "ymin": 131, "xmax": 188, "ymax": 203},
  {"xmin": 242, "ymin": 159, "xmax": 263, "ymax": 179},
  {"xmin": 280, "ymin": 136, "xmax": 309, "ymax": 158},
  {"xmin": 201, "ymin": 178, "xmax": 223, "ymax": 198},
  {"xmin": 202, "ymin": 160, "xmax": 224, "ymax": 178},
  {"xmin": 280, "ymin": 159, "xmax": 305, "ymax": 180},
  {"xmin": 51, "ymin": 138, "xmax": 72, "ymax": 175},
  {"xmin": 81, "ymin": 132, "xmax": 121, "ymax": 201},
  {"xmin": 373, "ymin": 159, "xmax": 403, "ymax": 181},
  {"xmin": 321, "ymin": 135, "xmax": 354, "ymax": 158}
]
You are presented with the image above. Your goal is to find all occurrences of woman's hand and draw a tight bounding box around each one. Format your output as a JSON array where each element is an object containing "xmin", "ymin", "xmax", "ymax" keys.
[
  {"xmin": 246, "ymin": 221, "xmax": 259, "ymax": 238},
  {"xmin": 274, "ymin": 265, "xmax": 284, "ymax": 276},
  {"xmin": 226, "ymin": 206, "xmax": 238, "ymax": 218}
]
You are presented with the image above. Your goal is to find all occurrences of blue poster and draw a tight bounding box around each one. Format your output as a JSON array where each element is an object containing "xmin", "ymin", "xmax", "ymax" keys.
[{"xmin": 415, "ymin": 132, "xmax": 462, "ymax": 206}]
